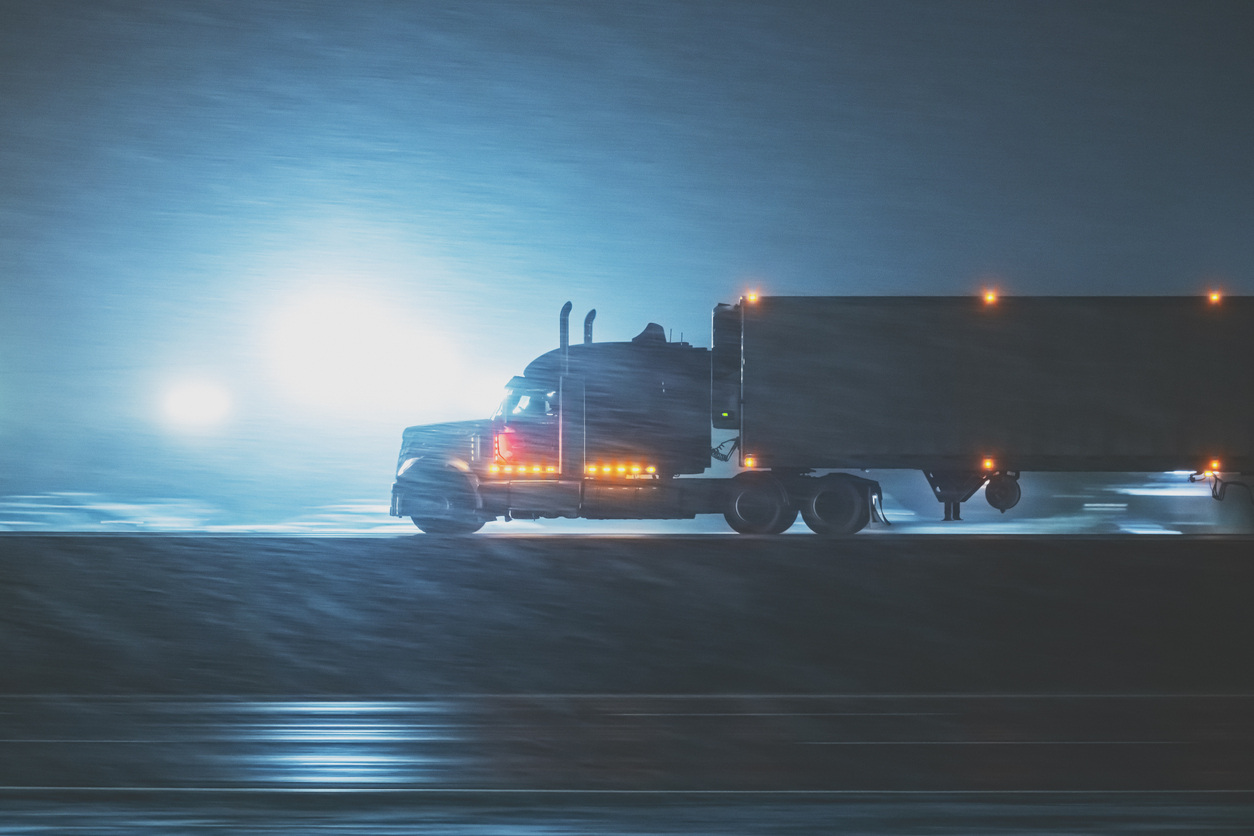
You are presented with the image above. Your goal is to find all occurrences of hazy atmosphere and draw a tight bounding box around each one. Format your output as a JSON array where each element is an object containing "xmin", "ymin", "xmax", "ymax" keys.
[
  {"xmin": 3, "ymin": 0, "xmax": 1252, "ymax": 529},
  {"xmin": 5, "ymin": 5, "xmax": 1254, "ymax": 828}
]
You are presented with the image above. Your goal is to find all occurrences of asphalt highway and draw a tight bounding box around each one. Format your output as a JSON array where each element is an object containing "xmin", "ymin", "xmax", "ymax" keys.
[{"xmin": 2, "ymin": 534, "xmax": 1252, "ymax": 832}]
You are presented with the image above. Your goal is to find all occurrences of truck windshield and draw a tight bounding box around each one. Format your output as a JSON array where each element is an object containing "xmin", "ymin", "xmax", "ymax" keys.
[{"xmin": 493, "ymin": 388, "xmax": 557, "ymax": 422}]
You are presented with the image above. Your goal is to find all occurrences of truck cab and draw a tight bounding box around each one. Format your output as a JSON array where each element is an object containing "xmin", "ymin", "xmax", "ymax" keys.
[{"xmin": 390, "ymin": 305, "xmax": 712, "ymax": 532}]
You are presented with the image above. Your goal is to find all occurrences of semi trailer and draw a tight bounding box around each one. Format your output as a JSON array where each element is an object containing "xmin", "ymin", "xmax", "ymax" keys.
[{"xmin": 390, "ymin": 294, "xmax": 1254, "ymax": 535}]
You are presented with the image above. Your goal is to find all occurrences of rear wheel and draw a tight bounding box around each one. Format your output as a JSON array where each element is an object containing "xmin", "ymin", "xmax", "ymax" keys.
[
  {"xmin": 409, "ymin": 467, "xmax": 485, "ymax": 534},
  {"xmin": 800, "ymin": 475, "xmax": 869, "ymax": 536},
  {"xmin": 724, "ymin": 472, "xmax": 795, "ymax": 534}
]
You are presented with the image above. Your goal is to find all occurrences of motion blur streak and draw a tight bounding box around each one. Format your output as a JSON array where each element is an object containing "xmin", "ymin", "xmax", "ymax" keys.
[
  {"xmin": 3, "ymin": 534, "xmax": 1254, "ymax": 830},
  {"xmin": 3, "ymin": 694, "xmax": 1253, "ymax": 792}
]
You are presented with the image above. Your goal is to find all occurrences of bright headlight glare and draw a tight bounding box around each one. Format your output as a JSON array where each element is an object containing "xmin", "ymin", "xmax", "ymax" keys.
[{"xmin": 397, "ymin": 457, "xmax": 420, "ymax": 477}]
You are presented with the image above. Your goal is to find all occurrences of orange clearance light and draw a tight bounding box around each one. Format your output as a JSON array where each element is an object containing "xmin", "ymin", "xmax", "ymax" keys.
[
  {"xmin": 586, "ymin": 465, "xmax": 597, "ymax": 475},
  {"xmin": 1210, "ymin": 459, "xmax": 1222, "ymax": 472},
  {"xmin": 630, "ymin": 465, "xmax": 641, "ymax": 474},
  {"xmin": 503, "ymin": 465, "xmax": 514, "ymax": 473},
  {"xmin": 489, "ymin": 464, "xmax": 500, "ymax": 474},
  {"xmin": 531, "ymin": 465, "xmax": 542, "ymax": 473},
  {"xmin": 645, "ymin": 465, "xmax": 657, "ymax": 474},
  {"xmin": 616, "ymin": 465, "xmax": 627, "ymax": 474},
  {"xmin": 983, "ymin": 290, "xmax": 998, "ymax": 305},
  {"xmin": 746, "ymin": 292, "xmax": 759, "ymax": 303},
  {"xmin": 1209, "ymin": 291, "xmax": 1222, "ymax": 304},
  {"xmin": 601, "ymin": 465, "xmax": 611, "ymax": 474},
  {"xmin": 982, "ymin": 457, "xmax": 996, "ymax": 471},
  {"xmin": 546, "ymin": 465, "xmax": 557, "ymax": 473},
  {"xmin": 745, "ymin": 456, "xmax": 757, "ymax": 468}
]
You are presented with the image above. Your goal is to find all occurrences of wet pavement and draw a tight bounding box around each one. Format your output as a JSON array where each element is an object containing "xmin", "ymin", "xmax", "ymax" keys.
[{"xmin": 2, "ymin": 534, "xmax": 1253, "ymax": 831}]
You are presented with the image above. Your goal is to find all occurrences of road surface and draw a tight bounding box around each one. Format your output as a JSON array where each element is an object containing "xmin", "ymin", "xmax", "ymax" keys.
[{"xmin": 2, "ymin": 534, "xmax": 1252, "ymax": 832}]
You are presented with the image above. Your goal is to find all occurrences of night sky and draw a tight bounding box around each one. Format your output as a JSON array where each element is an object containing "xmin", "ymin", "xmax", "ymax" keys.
[{"xmin": 2, "ymin": 0, "xmax": 1252, "ymax": 527}]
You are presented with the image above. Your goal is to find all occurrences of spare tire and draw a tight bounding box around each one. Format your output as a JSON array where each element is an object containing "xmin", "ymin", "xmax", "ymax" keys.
[{"xmin": 985, "ymin": 474, "xmax": 1021, "ymax": 512}]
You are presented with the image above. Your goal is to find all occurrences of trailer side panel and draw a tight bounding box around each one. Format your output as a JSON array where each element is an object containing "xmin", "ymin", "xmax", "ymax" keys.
[{"xmin": 740, "ymin": 296, "xmax": 1254, "ymax": 472}]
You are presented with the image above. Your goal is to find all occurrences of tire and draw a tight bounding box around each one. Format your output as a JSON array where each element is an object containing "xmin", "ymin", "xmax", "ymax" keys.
[
  {"xmin": 985, "ymin": 474, "xmax": 1021, "ymax": 512},
  {"xmin": 767, "ymin": 505, "xmax": 799, "ymax": 534},
  {"xmin": 799, "ymin": 475, "xmax": 869, "ymax": 536},
  {"xmin": 724, "ymin": 472, "xmax": 795, "ymax": 534},
  {"xmin": 408, "ymin": 466, "xmax": 485, "ymax": 534},
  {"xmin": 411, "ymin": 515, "xmax": 485, "ymax": 535}
]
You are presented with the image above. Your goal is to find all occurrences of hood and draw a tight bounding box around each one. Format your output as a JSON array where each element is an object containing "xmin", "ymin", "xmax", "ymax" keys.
[{"xmin": 397, "ymin": 419, "xmax": 492, "ymax": 465}]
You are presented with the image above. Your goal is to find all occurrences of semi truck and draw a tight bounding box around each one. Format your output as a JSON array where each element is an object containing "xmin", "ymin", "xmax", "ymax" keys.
[{"xmin": 390, "ymin": 294, "xmax": 1254, "ymax": 535}]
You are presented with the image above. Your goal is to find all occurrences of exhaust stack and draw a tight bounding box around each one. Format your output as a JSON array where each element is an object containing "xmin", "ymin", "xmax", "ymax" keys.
[
  {"xmin": 584, "ymin": 309, "xmax": 596, "ymax": 344},
  {"xmin": 559, "ymin": 301, "xmax": 573, "ymax": 374}
]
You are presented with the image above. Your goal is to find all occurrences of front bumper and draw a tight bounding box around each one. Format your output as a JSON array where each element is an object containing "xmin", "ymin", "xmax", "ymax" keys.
[{"xmin": 390, "ymin": 482, "xmax": 427, "ymax": 517}]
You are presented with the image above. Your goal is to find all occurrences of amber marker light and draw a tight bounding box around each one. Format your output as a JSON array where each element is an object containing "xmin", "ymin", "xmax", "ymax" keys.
[
  {"xmin": 645, "ymin": 466, "xmax": 657, "ymax": 474},
  {"xmin": 744, "ymin": 456, "xmax": 757, "ymax": 468},
  {"xmin": 982, "ymin": 457, "xmax": 996, "ymax": 471},
  {"xmin": 746, "ymin": 291, "xmax": 759, "ymax": 303},
  {"xmin": 1208, "ymin": 290, "xmax": 1222, "ymax": 304},
  {"xmin": 983, "ymin": 290, "xmax": 998, "ymax": 305},
  {"xmin": 1210, "ymin": 459, "xmax": 1222, "ymax": 472}
]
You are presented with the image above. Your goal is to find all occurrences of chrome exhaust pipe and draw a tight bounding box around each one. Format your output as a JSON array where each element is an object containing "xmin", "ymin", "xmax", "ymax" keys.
[{"xmin": 559, "ymin": 301, "xmax": 572, "ymax": 374}]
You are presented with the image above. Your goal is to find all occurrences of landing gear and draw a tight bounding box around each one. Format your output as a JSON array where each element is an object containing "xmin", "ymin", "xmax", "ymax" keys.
[
  {"xmin": 922, "ymin": 469, "xmax": 1021, "ymax": 520},
  {"xmin": 923, "ymin": 470, "xmax": 987, "ymax": 522}
]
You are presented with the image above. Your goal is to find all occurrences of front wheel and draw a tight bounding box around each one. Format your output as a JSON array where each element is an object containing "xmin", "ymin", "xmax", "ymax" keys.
[
  {"xmin": 411, "ymin": 515, "xmax": 484, "ymax": 535},
  {"xmin": 724, "ymin": 472, "xmax": 795, "ymax": 534},
  {"xmin": 408, "ymin": 466, "xmax": 485, "ymax": 534}
]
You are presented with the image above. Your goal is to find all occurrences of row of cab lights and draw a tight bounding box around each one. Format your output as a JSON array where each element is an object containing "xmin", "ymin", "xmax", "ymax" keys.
[
  {"xmin": 488, "ymin": 463, "xmax": 557, "ymax": 475},
  {"xmin": 486, "ymin": 463, "xmax": 660, "ymax": 477},
  {"xmin": 587, "ymin": 463, "xmax": 657, "ymax": 477}
]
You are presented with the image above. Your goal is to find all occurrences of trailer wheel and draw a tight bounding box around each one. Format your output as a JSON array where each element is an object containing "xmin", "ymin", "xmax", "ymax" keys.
[
  {"xmin": 409, "ymin": 466, "xmax": 485, "ymax": 534},
  {"xmin": 800, "ymin": 475, "xmax": 869, "ymax": 536},
  {"xmin": 724, "ymin": 472, "xmax": 795, "ymax": 534}
]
